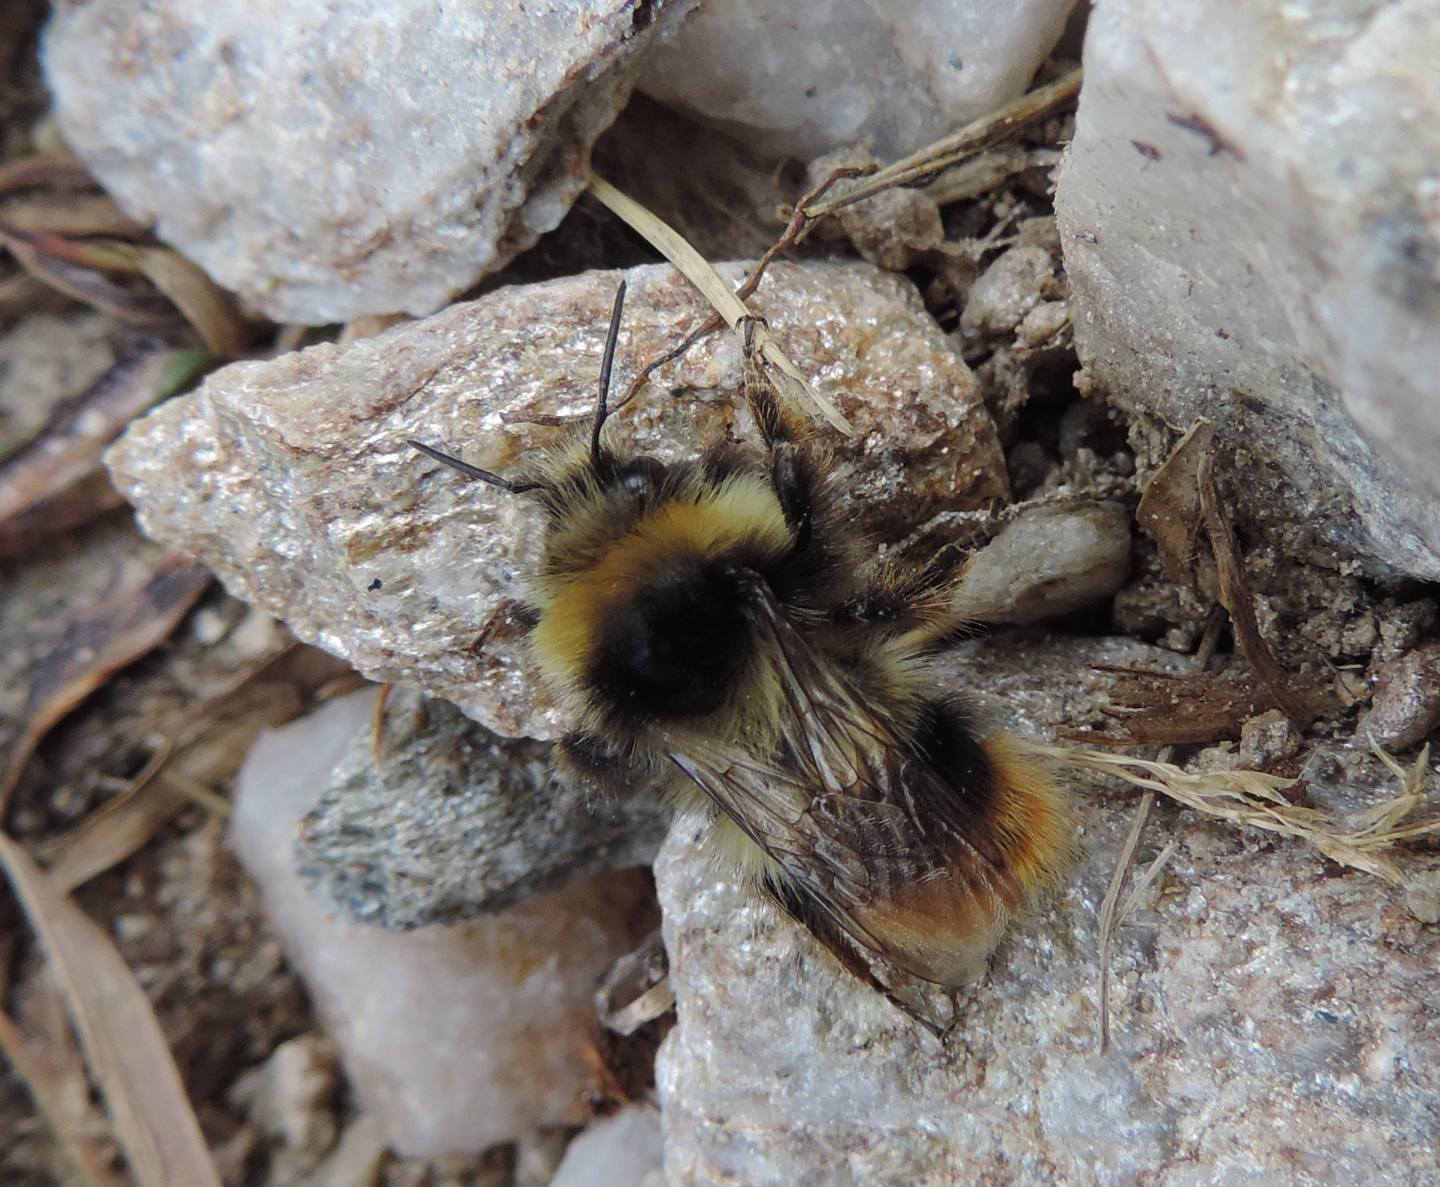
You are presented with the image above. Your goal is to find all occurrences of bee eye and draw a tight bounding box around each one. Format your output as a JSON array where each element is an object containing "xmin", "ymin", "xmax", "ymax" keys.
[{"xmin": 619, "ymin": 455, "xmax": 666, "ymax": 496}]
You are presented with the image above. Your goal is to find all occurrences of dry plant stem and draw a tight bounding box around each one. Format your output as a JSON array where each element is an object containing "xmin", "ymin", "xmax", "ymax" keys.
[
  {"xmin": 609, "ymin": 165, "xmax": 870, "ymax": 415},
  {"xmin": 1098, "ymin": 789, "xmax": 1156, "ymax": 1053},
  {"xmin": 0, "ymin": 1011, "xmax": 128, "ymax": 1187},
  {"xmin": 1197, "ymin": 445, "xmax": 1316, "ymax": 727},
  {"xmin": 1036, "ymin": 743, "xmax": 1439, "ymax": 887},
  {"xmin": 158, "ymin": 771, "xmax": 232, "ymax": 820},
  {"xmin": 1120, "ymin": 841, "xmax": 1178, "ymax": 922},
  {"xmin": 801, "ymin": 67, "xmax": 1083, "ymax": 218},
  {"xmin": 592, "ymin": 73, "xmax": 1080, "ymax": 426},
  {"xmin": 587, "ymin": 174, "xmax": 852, "ymax": 434}
]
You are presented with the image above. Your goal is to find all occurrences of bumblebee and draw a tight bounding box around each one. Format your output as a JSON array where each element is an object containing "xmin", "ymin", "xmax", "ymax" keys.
[{"xmin": 410, "ymin": 281, "xmax": 1071, "ymax": 1034}]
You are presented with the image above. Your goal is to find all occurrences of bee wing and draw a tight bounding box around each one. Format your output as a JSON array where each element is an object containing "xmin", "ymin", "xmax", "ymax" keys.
[{"xmin": 669, "ymin": 577, "xmax": 1017, "ymax": 983}]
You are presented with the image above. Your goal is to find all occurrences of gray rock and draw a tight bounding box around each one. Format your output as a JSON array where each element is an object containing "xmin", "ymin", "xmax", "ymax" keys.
[
  {"xmin": 1055, "ymin": 0, "xmax": 1440, "ymax": 581},
  {"xmin": 44, "ymin": 0, "xmax": 699, "ymax": 323},
  {"xmin": 295, "ymin": 688, "xmax": 664, "ymax": 929},
  {"xmin": 1361, "ymin": 643, "xmax": 1440, "ymax": 751},
  {"xmin": 1236, "ymin": 709, "xmax": 1302, "ymax": 769},
  {"xmin": 640, "ymin": 0, "xmax": 1078, "ymax": 160},
  {"xmin": 106, "ymin": 261, "xmax": 1007, "ymax": 739},
  {"xmin": 960, "ymin": 243, "xmax": 1061, "ymax": 337},
  {"xmin": 656, "ymin": 634, "xmax": 1440, "ymax": 1186},
  {"xmin": 953, "ymin": 499, "xmax": 1132, "ymax": 624}
]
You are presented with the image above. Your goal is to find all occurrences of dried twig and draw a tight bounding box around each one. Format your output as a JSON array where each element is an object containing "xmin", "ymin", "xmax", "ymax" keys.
[
  {"xmin": 1097, "ymin": 790, "xmax": 1156, "ymax": 1053},
  {"xmin": 800, "ymin": 68, "xmax": 1083, "ymax": 218},
  {"xmin": 588, "ymin": 173, "xmax": 852, "ymax": 434}
]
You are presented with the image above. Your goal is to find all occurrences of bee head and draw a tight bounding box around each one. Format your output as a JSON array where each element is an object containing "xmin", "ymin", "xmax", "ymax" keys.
[{"xmin": 530, "ymin": 465, "xmax": 791, "ymax": 726}]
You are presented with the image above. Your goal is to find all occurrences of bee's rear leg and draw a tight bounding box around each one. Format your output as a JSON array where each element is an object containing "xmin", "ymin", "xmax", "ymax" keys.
[
  {"xmin": 833, "ymin": 553, "xmax": 974, "ymax": 650},
  {"xmin": 555, "ymin": 730, "xmax": 654, "ymax": 798}
]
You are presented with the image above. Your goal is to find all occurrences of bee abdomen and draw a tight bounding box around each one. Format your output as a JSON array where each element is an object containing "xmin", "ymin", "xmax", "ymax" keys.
[{"xmin": 853, "ymin": 709, "xmax": 1072, "ymax": 987}]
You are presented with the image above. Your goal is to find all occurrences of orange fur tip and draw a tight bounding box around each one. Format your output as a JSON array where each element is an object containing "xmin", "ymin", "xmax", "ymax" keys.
[{"xmin": 980, "ymin": 733, "xmax": 1076, "ymax": 900}]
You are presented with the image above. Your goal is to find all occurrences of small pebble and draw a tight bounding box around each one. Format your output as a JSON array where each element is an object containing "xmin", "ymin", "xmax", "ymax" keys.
[{"xmin": 1361, "ymin": 643, "xmax": 1440, "ymax": 750}]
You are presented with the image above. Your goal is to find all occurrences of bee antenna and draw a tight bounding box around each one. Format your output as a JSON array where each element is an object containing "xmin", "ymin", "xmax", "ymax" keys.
[
  {"xmin": 590, "ymin": 279, "xmax": 627, "ymax": 474},
  {"xmin": 407, "ymin": 439, "xmax": 545, "ymax": 495}
]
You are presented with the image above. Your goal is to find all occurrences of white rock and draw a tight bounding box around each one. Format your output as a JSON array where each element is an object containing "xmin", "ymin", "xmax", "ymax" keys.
[
  {"xmin": 549, "ymin": 1106, "xmax": 663, "ymax": 1187},
  {"xmin": 44, "ymin": 0, "xmax": 698, "ymax": 323},
  {"xmin": 1055, "ymin": 0, "xmax": 1440, "ymax": 580},
  {"xmin": 641, "ymin": 0, "xmax": 1078, "ymax": 160},
  {"xmin": 230, "ymin": 690, "xmax": 656, "ymax": 1156}
]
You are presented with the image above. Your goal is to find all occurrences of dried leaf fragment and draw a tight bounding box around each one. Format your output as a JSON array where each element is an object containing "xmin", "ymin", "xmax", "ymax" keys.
[
  {"xmin": 1094, "ymin": 665, "xmax": 1261, "ymax": 746},
  {"xmin": 1197, "ymin": 445, "xmax": 1323, "ymax": 727},
  {"xmin": 0, "ymin": 344, "xmax": 209, "ymax": 519},
  {"xmin": 1135, "ymin": 418, "xmax": 1216, "ymax": 588},
  {"xmin": 0, "ymin": 833, "xmax": 224, "ymax": 1187},
  {"xmin": 0, "ymin": 556, "xmax": 212, "ymax": 816}
]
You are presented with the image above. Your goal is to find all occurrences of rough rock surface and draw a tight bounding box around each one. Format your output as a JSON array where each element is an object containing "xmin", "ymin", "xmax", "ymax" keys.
[
  {"xmin": 44, "ymin": 0, "xmax": 699, "ymax": 323},
  {"xmin": 107, "ymin": 261, "xmax": 1008, "ymax": 738},
  {"xmin": 1055, "ymin": 0, "xmax": 1440, "ymax": 581},
  {"xmin": 641, "ymin": 0, "xmax": 1078, "ymax": 160},
  {"xmin": 295, "ymin": 688, "xmax": 664, "ymax": 929},
  {"xmin": 656, "ymin": 634, "xmax": 1440, "ymax": 1186},
  {"xmin": 230, "ymin": 690, "xmax": 657, "ymax": 1156},
  {"xmin": 1361, "ymin": 642, "xmax": 1440, "ymax": 751}
]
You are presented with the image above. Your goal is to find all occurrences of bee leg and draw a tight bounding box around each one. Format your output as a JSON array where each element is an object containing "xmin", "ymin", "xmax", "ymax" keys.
[
  {"xmin": 554, "ymin": 730, "xmax": 652, "ymax": 798},
  {"xmin": 832, "ymin": 553, "xmax": 970, "ymax": 645},
  {"xmin": 940, "ymin": 991, "xmax": 968, "ymax": 1040},
  {"xmin": 469, "ymin": 598, "xmax": 538, "ymax": 658}
]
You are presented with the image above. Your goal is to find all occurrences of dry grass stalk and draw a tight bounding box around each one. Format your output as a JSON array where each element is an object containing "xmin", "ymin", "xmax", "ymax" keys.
[
  {"xmin": 800, "ymin": 67, "xmax": 1083, "ymax": 218},
  {"xmin": 1032, "ymin": 740, "xmax": 1437, "ymax": 886},
  {"xmin": 587, "ymin": 173, "xmax": 853, "ymax": 435},
  {"xmin": 1097, "ymin": 790, "xmax": 1155, "ymax": 1053}
]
